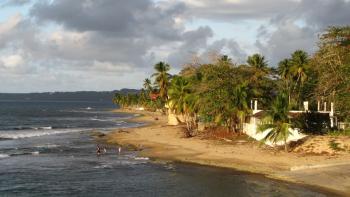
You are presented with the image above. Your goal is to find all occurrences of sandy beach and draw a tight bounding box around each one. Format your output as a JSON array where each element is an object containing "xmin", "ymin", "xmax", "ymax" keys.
[{"xmin": 105, "ymin": 109, "xmax": 350, "ymax": 196}]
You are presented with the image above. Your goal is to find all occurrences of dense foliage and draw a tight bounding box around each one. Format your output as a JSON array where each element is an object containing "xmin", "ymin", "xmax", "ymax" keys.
[{"xmin": 113, "ymin": 26, "xmax": 350, "ymax": 141}]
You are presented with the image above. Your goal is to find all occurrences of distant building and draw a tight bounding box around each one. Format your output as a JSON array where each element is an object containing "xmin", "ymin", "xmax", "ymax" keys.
[{"xmin": 149, "ymin": 92, "xmax": 160, "ymax": 101}]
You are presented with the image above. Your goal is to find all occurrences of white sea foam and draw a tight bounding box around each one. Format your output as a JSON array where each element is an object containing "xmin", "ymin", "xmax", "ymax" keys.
[
  {"xmin": 0, "ymin": 128, "xmax": 84, "ymax": 139},
  {"xmin": 39, "ymin": 126, "xmax": 53, "ymax": 130},
  {"xmin": 134, "ymin": 157, "xmax": 149, "ymax": 161},
  {"xmin": 90, "ymin": 118, "xmax": 109, "ymax": 122},
  {"xmin": 0, "ymin": 154, "xmax": 10, "ymax": 158},
  {"xmin": 31, "ymin": 151, "xmax": 40, "ymax": 155},
  {"xmin": 35, "ymin": 144, "xmax": 60, "ymax": 148},
  {"xmin": 93, "ymin": 164, "xmax": 112, "ymax": 169}
]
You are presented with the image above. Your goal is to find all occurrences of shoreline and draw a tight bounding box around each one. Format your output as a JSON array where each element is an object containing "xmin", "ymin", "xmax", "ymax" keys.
[{"xmin": 106, "ymin": 109, "xmax": 350, "ymax": 196}]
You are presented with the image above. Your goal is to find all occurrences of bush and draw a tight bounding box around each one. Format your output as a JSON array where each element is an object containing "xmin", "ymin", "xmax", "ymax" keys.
[
  {"xmin": 329, "ymin": 140, "xmax": 345, "ymax": 151},
  {"xmin": 293, "ymin": 112, "xmax": 331, "ymax": 134},
  {"xmin": 327, "ymin": 129, "xmax": 350, "ymax": 137}
]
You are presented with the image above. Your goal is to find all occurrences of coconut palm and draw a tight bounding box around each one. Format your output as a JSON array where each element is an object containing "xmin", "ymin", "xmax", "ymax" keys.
[
  {"xmin": 289, "ymin": 50, "xmax": 309, "ymax": 107},
  {"xmin": 278, "ymin": 59, "xmax": 293, "ymax": 103},
  {"xmin": 290, "ymin": 50, "xmax": 309, "ymax": 87},
  {"xmin": 143, "ymin": 78, "xmax": 153, "ymax": 92},
  {"xmin": 232, "ymin": 83, "xmax": 250, "ymax": 133},
  {"xmin": 152, "ymin": 62, "xmax": 171, "ymax": 101},
  {"xmin": 247, "ymin": 54, "xmax": 268, "ymax": 70},
  {"xmin": 168, "ymin": 76, "xmax": 191, "ymax": 115},
  {"xmin": 278, "ymin": 59, "xmax": 292, "ymax": 80},
  {"xmin": 168, "ymin": 76, "xmax": 195, "ymax": 132},
  {"xmin": 219, "ymin": 55, "xmax": 232, "ymax": 65},
  {"xmin": 258, "ymin": 92, "xmax": 292, "ymax": 152}
]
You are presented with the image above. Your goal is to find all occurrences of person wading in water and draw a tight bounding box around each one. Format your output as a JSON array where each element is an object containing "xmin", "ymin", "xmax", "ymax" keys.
[{"xmin": 96, "ymin": 145, "xmax": 102, "ymax": 155}]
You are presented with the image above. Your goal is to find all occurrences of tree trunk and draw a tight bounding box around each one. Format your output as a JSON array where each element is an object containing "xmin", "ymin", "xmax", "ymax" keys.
[
  {"xmin": 184, "ymin": 113, "xmax": 192, "ymax": 137},
  {"xmin": 284, "ymin": 139, "xmax": 288, "ymax": 152}
]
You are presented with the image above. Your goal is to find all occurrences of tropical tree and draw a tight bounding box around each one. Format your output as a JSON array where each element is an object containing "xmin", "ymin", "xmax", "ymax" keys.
[
  {"xmin": 277, "ymin": 50, "xmax": 310, "ymax": 108},
  {"xmin": 143, "ymin": 78, "xmax": 153, "ymax": 92},
  {"xmin": 232, "ymin": 83, "xmax": 251, "ymax": 133},
  {"xmin": 168, "ymin": 76, "xmax": 190, "ymax": 115},
  {"xmin": 193, "ymin": 61, "xmax": 252, "ymax": 133},
  {"xmin": 278, "ymin": 59, "xmax": 292, "ymax": 81},
  {"xmin": 152, "ymin": 62, "xmax": 171, "ymax": 102},
  {"xmin": 312, "ymin": 26, "xmax": 350, "ymax": 119},
  {"xmin": 218, "ymin": 55, "xmax": 232, "ymax": 65},
  {"xmin": 290, "ymin": 50, "xmax": 309, "ymax": 87},
  {"xmin": 247, "ymin": 53, "xmax": 268, "ymax": 70},
  {"xmin": 278, "ymin": 59, "xmax": 293, "ymax": 103},
  {"xmin": 245, "ymin": 54, "xmax": 273, "ymax": 108},
  {"xmin": 258, "ymin": 92, "xmax": 292, "ymax": 152},
  {"xmin": 168, "ymin": 76, "xmax": 195, "ymax": 132}
]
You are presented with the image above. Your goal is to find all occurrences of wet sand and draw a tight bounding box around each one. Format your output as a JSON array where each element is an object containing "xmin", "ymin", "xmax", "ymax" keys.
[{"xmin": 106, "ymin": 109, "xmax": 350, "ymax": 196}]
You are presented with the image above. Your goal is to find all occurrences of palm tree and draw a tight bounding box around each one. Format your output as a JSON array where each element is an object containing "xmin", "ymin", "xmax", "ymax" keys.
[
  {"xmin": 258, "ymin": 92, "xmax": 292, "ymax": 152},
  {"xmin": 168, "ymin": 76, "xmax": 194, "ymax": 132},
  {"xmin": 219, "ymin": 55, "xmax": 232, "ymax": 65},
  {"xmin": 290, "ymin": 50, "xmax": 309, "ymax": 87},
  {"xmin": 278, "ymin": 59, "xmax": 291, "ymax": 80},
  {"xmin": 143, "ymin": 78, "xmax": 152, "ymax": 92},
  {"xmin": 247, "ymin": 54, "xmax": 269, "ymax": 88},
  {"xmin": 278, "ymin": 59, "xmax": 293, "ymax": 103},
  {"xmin": 232, "ymin": 83, "xmax": 250, "ymax": 133},
  {"xmin": 247, "ymin": 54, "xmax": 268, "ymax": 70},
  {"xmin": 290, "ymin": 50, "xmax": 309, "ymax": 107},
  {"xmin": 152, "ymin": 62, "xmax": 171, "ymax": 102},
  {"xmin": 168, "ymin": 76, "xmax": 191, "ymax": 115}
]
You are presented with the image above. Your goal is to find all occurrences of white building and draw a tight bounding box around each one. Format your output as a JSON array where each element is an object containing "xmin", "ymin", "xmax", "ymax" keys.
[{"xmin": 243, "ymin": 100, "xmax": 336, "ymax": 146}]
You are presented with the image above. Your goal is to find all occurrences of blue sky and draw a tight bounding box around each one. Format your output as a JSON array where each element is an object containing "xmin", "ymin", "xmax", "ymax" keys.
[{"xmin": 0, "ymin": 0, "xmax": 349, "ymax": 93}]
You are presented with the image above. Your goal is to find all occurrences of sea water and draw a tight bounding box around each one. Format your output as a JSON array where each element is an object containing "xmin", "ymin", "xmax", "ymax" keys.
[{"xmin": 0, "ymin": 100, "xmax": 333, "ymax": 196}]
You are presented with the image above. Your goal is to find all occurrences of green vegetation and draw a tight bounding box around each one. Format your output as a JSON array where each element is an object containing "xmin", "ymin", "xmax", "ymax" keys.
[
  {"xmin": 311, "ymin": 26, "xmax": 350, "ymax": 119},
  {"xmin": 329, "ymin": 140, "xmax": 345, "ymax": 152},
  {"xmin": 327, "ymin": 129, "xmax": 350, "ymax": 137},
  {"xmin": 258, "ymin": 92, "xmax": 292, "ymax": 152},
  {"xmin": 152, "ymin": 61, "xmax": 171, "ymax": 102},
  {"xmin": 113, "ymin": 26, "xmax": 350, "ymax": 144}
]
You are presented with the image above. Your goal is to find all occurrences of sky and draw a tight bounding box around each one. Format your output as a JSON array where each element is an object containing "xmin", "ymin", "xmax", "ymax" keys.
[{"xmin": 0, "ymin": 0, "xmax": 349, "ymax": 93}]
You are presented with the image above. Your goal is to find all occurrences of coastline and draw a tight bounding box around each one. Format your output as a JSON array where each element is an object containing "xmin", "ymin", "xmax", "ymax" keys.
[{"xmin": 106, "ymin": 109, "xmax": 350, "ymax": 196}]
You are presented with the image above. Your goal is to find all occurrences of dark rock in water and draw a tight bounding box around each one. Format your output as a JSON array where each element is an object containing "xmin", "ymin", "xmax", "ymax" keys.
[
  {"xmin": 118, "ymin": 129, "xmax": 130, "ymax": 133},
  {"xmin": 90, "ymin": 131, "xmax": 106, "ymax": 138}
]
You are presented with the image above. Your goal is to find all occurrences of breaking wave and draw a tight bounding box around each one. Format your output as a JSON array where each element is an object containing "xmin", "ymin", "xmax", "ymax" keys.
[{"xmin": 0, "ymin": 128, "xmax": 85, "ymax": 140}]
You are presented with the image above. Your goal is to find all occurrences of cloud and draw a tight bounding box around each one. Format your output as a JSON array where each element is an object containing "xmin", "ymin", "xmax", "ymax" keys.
[
  {"xmin": 297, "ymin": 0, "xmax": 350, "ymax": 28},
  {"xmin": 1, "ymin": 0, "xmax": 350, "ymax": 92},
  {"xmin": 0, "ymin": 14, "xmax": 22, "ymax": 48},
  {"xmin": 27, "ymin": 0, "xmax": 191, "ymax": 68},
  {"xmin": 0, "ymin": 0, "xmax": 214, "ymax": 92},
  {"xmin": 167, "ymin": 26, "xmax": 213, "ymax": 66},
  {"xmin": 0, "ymin": 54, "xmax": 24, "ymax": 68},
  {"xmin": 1, "ymin": 0, "xmax": 31, "ymax": 7},
  {"xmin": 255, "ymin": 0, "xmax": 350, "ymax": 66},
  {"xmin": 255, "ymin": 20, "xmax": 317, "ymax": 66},
  {"xmin": 181, "ymin": 0, "xmax": 298, "ymax": 20},
  {"xmin": 30, "ymin": 0, "xmax": 185, "ymax": 40}
]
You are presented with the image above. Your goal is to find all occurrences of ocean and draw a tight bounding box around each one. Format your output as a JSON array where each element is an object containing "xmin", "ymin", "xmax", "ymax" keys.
[{"xmin": 0, "ymin": 100, "xmax": 332, "ymax": 196}]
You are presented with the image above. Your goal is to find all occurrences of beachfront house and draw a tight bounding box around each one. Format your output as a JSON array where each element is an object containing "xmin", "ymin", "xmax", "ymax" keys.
[{"xmin": 243, "ymin": 99, "xmax": 337, "ymax": 146}]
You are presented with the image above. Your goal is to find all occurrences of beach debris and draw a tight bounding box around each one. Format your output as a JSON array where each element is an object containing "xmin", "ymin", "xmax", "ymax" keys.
[
  {"xmin": 219, "ymin": 137, "xmax": 233, "ymax": 142},
  {"xmin": 119, "ymin": 129, "xmax": 130, "ymax": 133}
]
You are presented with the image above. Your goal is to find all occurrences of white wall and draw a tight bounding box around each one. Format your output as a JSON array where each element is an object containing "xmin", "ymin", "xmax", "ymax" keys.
[{"xmin": 243, "ymin": 123, "xmax": 307, "ymax": 146}]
